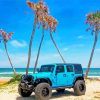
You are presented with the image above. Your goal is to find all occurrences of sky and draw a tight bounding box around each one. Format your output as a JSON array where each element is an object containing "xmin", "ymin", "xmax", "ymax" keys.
[{"xmin": 0, "ymin": 0, "xmax": 100, "ymax": 68}]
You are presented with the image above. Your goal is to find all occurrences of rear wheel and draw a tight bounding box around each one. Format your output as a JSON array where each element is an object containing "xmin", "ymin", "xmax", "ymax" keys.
[
  {"xmin": 56, "ymin": 89, "xmax": 65, "ymax": 93},
  {"xmin": 74, "ymin": 80, "xmax": 86, "ymax": 96},
  {"xmin": 18, "ymin": 86, "xmax": 32, "ymax": 97},
  {"xmin": 35, "ymin": 83, "xmax": 52, "ymax": 100}
]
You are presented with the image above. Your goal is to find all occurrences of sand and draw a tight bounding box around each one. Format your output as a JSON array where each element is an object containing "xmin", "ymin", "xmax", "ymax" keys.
[
  {"xmin": 0, "ymin": 77, "xmax": 12, "ymax": 85},
  {"xmin": 0, "ymin": 77, "xmax": 100, "ymax": 100}
]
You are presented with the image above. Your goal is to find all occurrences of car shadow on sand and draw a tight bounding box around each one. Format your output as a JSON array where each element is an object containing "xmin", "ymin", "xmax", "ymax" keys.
[
  {"xmin": 16, "ymin": 90, "xmax": 75, "ymax": 100},
  {"xmin": 51, "ymin": 90, "xmax": 75, "ymax": 99}
]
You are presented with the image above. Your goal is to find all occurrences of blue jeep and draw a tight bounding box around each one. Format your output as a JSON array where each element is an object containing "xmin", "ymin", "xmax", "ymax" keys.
[{"xmin": 18, "ymin": 63, "xmax": 86, "ymax": 100}]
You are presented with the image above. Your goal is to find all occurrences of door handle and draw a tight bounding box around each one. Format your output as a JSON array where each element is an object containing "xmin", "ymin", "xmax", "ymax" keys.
[{"xmin": 63, "ymin": 74, "xmax": 66, "ymax": 77}]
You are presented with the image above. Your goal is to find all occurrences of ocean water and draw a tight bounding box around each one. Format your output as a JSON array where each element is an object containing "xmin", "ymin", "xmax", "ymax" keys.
[{"xmin": 0, "ymin": 68, "xmax": 100, "ymax": 77}]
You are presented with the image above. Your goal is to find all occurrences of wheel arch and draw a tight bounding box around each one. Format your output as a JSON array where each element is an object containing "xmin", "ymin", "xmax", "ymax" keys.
[
  {"xmin": 34, "ymin": 78, "xmax": 52, "ymax": 87},
  {"xmin": 73, "ymin": 76, "xmax": 84, "ymax": 85}
]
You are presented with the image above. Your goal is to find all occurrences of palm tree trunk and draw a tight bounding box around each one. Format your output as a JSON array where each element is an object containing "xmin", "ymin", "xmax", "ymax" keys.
[
  {"xmin": 26, "ymin": 15, "xmax": 37, "ymax": 75},
  {"xmin": 4, "ymin": 41, "xmax": 16, "ymax": 75},
  {"xmin": 86, "ymin": 36, "xmax": 98, "ymax": 78},
  {"xmin": 50, "ymin": 29, "xmax": 66, "ymax": 63},
  {"xmin": 33, "ymin": 27, "xmax": 44, "ymax": 73}
]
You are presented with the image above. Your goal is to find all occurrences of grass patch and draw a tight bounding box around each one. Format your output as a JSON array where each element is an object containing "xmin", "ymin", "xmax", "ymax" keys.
[
  {"xmin": 0, "ymin": 74, "xmax": 22, "ymax": 87},
  {"xmin": 7, "ymin": 74, "xmax": 22, "ymax": 84}
]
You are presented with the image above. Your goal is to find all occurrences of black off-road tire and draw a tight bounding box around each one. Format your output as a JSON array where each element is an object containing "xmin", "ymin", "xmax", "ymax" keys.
[
  {"xmin": 18, "ymin": 86, "xmax": 32, "ymax": 97},
  {"xmin": 56, "ymin": 89, "xmax": 65, "ymax": 93},
  {"xmin": 74, "ymin": 80, "xmax": 86, "ymax": 96},
  {"xmin": 35, "ymin": 83, "xmax": 52, "ymax": 100}
]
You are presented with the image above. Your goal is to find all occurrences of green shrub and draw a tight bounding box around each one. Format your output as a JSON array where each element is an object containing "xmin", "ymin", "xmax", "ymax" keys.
[{"xmin": 7, "ymin": 74, "xmax": 22, "ymax": 84}]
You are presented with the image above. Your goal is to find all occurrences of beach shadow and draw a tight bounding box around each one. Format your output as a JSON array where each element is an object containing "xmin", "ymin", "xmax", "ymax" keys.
[
  {"xmin": 16, "ymin": 95, "xmax": 36, "ymax": 100},
  {"xmin": 16, "ymin": 90, "xmax": 75, "ymax": 100},
  {"xmin": 51, "ymin": 90, "xmax": 75, "ymax": 99}
]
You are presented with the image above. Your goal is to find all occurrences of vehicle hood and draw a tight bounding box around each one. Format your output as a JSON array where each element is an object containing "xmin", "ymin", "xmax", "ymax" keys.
[{"xmin": 30, "ymin": 72, "xmax": 52, "ymax": 79}]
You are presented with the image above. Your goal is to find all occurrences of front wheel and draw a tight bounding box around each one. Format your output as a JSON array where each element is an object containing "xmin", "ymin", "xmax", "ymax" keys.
[
  {"xmin": 18, "ymin": 86, "xmax": 32, "ymax": 97},
  {"xmin": 74, "ymin": 80, "xmax": 86, "ymax": 96},
  {"xmin": 35, "ymin": 83, "xmax": 52, "ymax": 100}
]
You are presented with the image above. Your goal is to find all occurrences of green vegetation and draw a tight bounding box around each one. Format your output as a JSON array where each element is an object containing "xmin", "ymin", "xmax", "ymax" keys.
[
  {"xmin": 7, "ymin": 74, "xmax": 22, "ymax": 84},
  {"xmin": 0, "ymin": 74, "xmax": 22, "ymax": 87}
]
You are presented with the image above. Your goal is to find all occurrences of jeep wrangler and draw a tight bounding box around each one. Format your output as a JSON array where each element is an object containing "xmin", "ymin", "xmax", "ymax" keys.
[{"xmin": 18, "ymin": 63, "xmax": 86, "ymax": 100}]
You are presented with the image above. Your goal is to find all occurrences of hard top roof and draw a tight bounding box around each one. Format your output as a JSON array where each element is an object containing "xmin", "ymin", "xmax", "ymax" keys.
[{"xmin": 42, "ymin": 63, "xmax": 82, "ymax": 66}]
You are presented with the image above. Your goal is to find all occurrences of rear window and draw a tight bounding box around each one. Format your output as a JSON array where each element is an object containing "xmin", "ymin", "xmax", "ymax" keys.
[{"xmin": 74, "ymin": 64, "xmax": 83, "ymax": 74}]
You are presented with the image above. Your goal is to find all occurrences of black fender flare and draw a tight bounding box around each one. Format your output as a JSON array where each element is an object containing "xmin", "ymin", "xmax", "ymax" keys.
[
  {"xmin": 34, "ymin": 78, "xmax": 52, "ymax": 87},
  {"xmin": 73, "ymin": 76, "xmax": 84, "ymax": 85}
]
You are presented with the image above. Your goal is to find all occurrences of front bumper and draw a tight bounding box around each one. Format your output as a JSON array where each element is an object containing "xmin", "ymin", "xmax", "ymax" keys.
[
  {"xmin": 19, "ymin": 75, "xmax": 34, "ymax": 91},
  {"xmin": 19, "ymin": 82, "xmax": 34, "ymax": 91}
]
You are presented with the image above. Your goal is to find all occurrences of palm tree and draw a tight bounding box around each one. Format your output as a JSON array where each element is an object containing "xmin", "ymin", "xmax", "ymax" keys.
[
  {"xmin": 27, "ymin": 0, "xmax": 66, "ymax": 74},
  {"xmin": 26, "ymin": 1, "xmax": 39, "ymax": 75},
  {"xmin": 26, "ymin": 14, "xmax": 37, "ymax": 75},
  {"xmin": 85, "ymin": 11, "xmax": 100, "ymax": 78},
  {"xmin": 49, "ymin": 29, "xmax": 66, "ymax": 63},
  {"xmin": 34, "ymin": 26, "xmax": 44, "ymax": 73},
  {"xmin": 33, "ymin": 1, "xmax": 49, "ymax": 73},
  {"xmin": 4, "ymin": 41, "xmax": 16, "ymax": 75},
  {"xmin": 47, "ymin": 16, "xmax": 66, "ymax": 63},
  {"xmin": 0, "ymin": 30, "xmax": 16, "ymax": 75},
  {"xmin": 27, "ymin": 0, "xmax": 49, "ymax": 73}
]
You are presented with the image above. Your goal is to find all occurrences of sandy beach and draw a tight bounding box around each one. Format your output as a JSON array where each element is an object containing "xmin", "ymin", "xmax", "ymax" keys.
[{"xmin": 0, "ymin": 77, "xmax": 100, "ymax": 100}]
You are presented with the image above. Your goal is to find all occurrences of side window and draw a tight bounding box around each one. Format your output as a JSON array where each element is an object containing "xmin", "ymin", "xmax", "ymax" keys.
[
  {"xmin": 66, "ymin": 65, "xmax": 73, "ymax": 72},
  {"xmin": 56, "ymin": 66, "xmax": 64, "ymax": 73},
  {"xmin": 74, "ymin": 64, "xmax": 83, "ymax": 74}
]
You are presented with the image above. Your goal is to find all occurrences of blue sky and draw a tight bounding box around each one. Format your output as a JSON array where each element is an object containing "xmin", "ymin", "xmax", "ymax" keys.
[{"xmin": 0, "ymin": 0, "xmax": 100, "ymax": 68}]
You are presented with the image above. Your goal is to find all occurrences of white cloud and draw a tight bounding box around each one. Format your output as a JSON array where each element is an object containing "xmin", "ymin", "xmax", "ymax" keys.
[
  {"xmin": 0, "ymin": 49, "xmax": 2, "ymax": 53},
  {"xmin": 0, "ymin": 52, "xmax": 64, "ymax": 68},
  {"xmin": 68, "ymin": 44, "xmax": 85, "ymax": 48},
  {"xmin": 62, "ymin": 47, "xmax": 69, "ymax": 51},
  {"xmin": 96, "ymin": 48, "xmax": 100, "ymax": 52},
  {"xmin": 53, "ymin": 54, "xmax": 59, "ymax": 57},
  {"xmin": 0, "ymin": 49, "xmax": 99, "ymax": 68},
  {"xmin": 0, "ymin": 49, "xmax": 4, "ymax": 54},
  {"xmin": 10, "ymin": 40, "xmax": 27, "ymax": 48},
  {"xmin": 0, "ymin": 53, "xmax": 28, "ymax": 68},
  {"xmin": 77, "ymin": 44, "xmax": 85, "ymax": 47},
  {"xmin": 77, "ymin": 35, "xmax": 85, "ymax": 39}
]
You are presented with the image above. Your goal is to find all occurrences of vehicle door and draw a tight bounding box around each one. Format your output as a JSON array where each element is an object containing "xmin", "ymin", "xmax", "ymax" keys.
[
  {"xmin": 66, "ymin": 65, "xmax": 74, "ymax": 86},
  {"xmin": 56, "ymin": 65, "xmax": 67, "ymax": 86}
]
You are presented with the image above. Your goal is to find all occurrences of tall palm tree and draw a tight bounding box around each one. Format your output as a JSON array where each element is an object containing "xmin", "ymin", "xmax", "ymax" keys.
[
  {"xmin": 49, "ymin": 29, "xmax": 66, "ymax": 63},
  {"xmin": 85, "ymin": 11, "xmax": 100, "ymax": 78},
  {"xmin": 34, "ymin": 26, "xmax": 44, "ymax": 73},
  {"xmin": 47, "ymin": 16, "xmax": 66, "ymax": 63},
  {"xmin": 27, "ymin": 0, "xmax": 66, "ymax": 73},
  {"xmin": 26, "ymin": 1, "xmax": 38, "ymax": 75},
  {"xmin": 26, "ymin": 0, "xmax": 48, "ymax": 74},
  {"xmin": 4, "ymin": 41, "xmax": 16, "ymax": 75},
  {"xmin": 26, "ymin": 14, "xmax": 37, "ymax": 75},
  {"xmin": 33, "ymin": 1, "xmax": 49, "ymax": 73},
  {"xmin": 0, "ymin": 30, "xmax": 16, "ymax": 75}
]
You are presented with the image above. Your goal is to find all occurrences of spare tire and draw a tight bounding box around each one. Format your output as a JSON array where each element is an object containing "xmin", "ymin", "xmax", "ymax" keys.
[{"xmin": 35, "ymin": 83, "xmax": 52, "ymax": 100}]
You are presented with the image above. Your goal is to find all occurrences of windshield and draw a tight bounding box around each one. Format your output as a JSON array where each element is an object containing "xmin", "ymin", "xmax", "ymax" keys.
[{"xmin": 39, "ymin": 65, "xmax": 54, "ymax": 72}]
